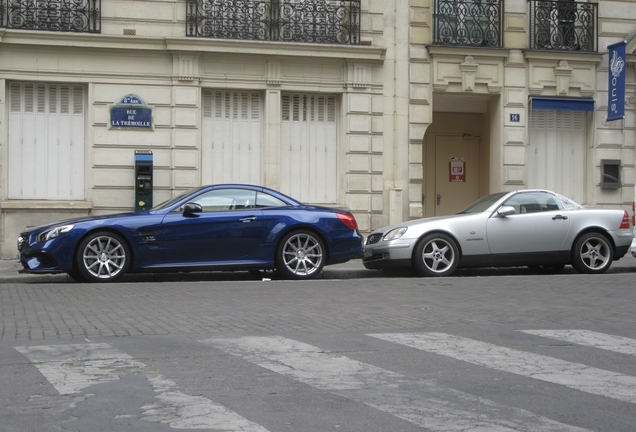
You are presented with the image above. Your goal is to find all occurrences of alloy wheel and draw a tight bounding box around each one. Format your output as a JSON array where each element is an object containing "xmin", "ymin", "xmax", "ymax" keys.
[
  {"xmin": 279, "ymin": 232, "xmax": 324, "ymax": 279},
  {"xmin": 81, "ymin": 235, "xmax": 127, "ymax": 280},
  {"xmin": 414, "ymin": 233, "xmax": 459, "ymax": 277},
  {"xmin": 571, "ymin": 232, "xmax": 613, "ymax": 274}
]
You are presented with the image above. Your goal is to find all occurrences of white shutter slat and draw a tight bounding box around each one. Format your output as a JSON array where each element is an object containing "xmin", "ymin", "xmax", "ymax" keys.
[
  {"xmin": 281, "ymin": 92, "xmax": 338, "ymax": 203},
  {"xmin": 22, "ymin": 84, "xmax": 37, "ymax": 199},
  {"xmin": 8, "ymin": 84, "xmax": 24, "ymax": 199},
  {"xmin": 528, "ymin": 109, "xmax": 586, "ymax": 203},
  {"xmin": 202, "ymin": 90, "xmax": 262, "ymax": 185},
  {"xmin": 8, "ymin": 83, "xmax": 85, "ymax": 201}
]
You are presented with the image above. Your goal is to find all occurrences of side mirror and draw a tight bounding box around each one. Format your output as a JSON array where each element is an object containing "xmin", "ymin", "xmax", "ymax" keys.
[
  {"xmin": 183, "ymin": 202, "xmax": 202, "ymax": 217},
  {"xmin": 496, "ymin": 206, "xmax": 516, "ymax": 217}
]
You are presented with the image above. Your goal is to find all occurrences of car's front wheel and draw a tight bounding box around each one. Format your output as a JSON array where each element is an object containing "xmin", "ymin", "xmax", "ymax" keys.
[
  {"xmin": 276, "ymin": 230, "xmax": 325, "ymax": 280},
  {"xmin": 571, "ymin": 232, "xmax": 613, "ymax": 274},
  {"xmin": 75, "ymin": 231, "xmax": 130, "ymax": 282},
  {"xmin": 413, "ymin": 233, "xmax": 459, "ymax": 277}
]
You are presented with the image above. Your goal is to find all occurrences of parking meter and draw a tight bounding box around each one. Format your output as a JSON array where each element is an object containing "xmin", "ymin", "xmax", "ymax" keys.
[{"xmin": 134, "ymin": 150, "xmax": 153, "ymax": 211}]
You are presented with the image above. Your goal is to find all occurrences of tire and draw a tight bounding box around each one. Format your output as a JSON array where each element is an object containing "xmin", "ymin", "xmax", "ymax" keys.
[
  {"xmin": 413, "ymin": 233, "xmax": 459, "ymax": 277},
  {"xmin": 571, "ymin": 232, "xmax": 613, "ymax": 274},
  {"xmin": 75, "ymin": 231, "xmax": 130, "ymax": 282},
  {"xmin": 276, "ymin": 230, "xmax": 325, "ymax": 280},
  {"xmin": 527, "ymin": 263, "xmax": 566, "ymax": 274}
]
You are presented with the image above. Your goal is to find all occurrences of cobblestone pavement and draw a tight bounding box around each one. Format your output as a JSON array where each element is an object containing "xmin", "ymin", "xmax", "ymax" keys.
[{"xmin": 1, "ymin": 258, "xmax": 635, "ymax": 342}]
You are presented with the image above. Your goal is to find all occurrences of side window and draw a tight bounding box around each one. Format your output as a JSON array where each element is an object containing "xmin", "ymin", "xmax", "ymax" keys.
[
  {"xmin": 503, "ymin": 192, "xmax": 561, "ymax": 214},
  {"xmin": 255, "ymin": 192, "xmax": 288, "ymax": 208},
  {"xmin": 185, "ymin": 189, "xmax": 256, "ymax": 212}
]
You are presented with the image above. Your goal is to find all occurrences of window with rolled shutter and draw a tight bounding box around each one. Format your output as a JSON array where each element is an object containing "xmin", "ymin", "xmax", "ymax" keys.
[
  {"xmin": 528, "ymin": 109, "xmax": 586, "ymax": 203},
  {"xmin": 202, "ymin": 90, "xmax": 262, "ymax": 185},
  {"xmin": 8, "ymin": 82, "xmax": 85, "ymax": 200},
  {"xmin": 281, "ymin": 92, "xmax": 338, "ymax": 203}
]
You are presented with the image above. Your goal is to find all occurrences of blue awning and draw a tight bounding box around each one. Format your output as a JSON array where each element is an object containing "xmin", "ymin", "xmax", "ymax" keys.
[{"xmin": 530, "ymin": 97, "xmax": 595, "ymax": 112}]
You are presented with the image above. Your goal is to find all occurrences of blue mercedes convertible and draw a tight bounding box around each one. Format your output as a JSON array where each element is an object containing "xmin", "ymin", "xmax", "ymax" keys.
[{"xmin": 17, "ymin": 184, "xmax": 364, "ymax": 282}]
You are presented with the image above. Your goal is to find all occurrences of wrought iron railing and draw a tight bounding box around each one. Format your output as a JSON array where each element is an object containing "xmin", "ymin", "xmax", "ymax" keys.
[
  {"xmin": 186, "ymin": 0, "xmax": 360, "ymax": 44},
  {"xmin": 529, "ymin": 0, "xmax": 597, "ymax": 52},
  {"xmin": 433, "ymin": 0, "xmax": 503, "ymax": 47},
  {"xmin": 0, "ymin": 0, "xmax": 100, "ymax": 33}
]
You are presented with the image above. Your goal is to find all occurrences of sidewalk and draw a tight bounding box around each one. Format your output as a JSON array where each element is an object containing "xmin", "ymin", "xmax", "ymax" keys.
[{"xmin": 0, "ymin": 256, "xmax": 634, "ymax": 283}]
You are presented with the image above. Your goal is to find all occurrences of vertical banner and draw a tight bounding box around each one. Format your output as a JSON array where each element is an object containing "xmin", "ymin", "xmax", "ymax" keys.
[{"xmin": 607, "ymin": 41, "xmax": 626, "ymax": 122}]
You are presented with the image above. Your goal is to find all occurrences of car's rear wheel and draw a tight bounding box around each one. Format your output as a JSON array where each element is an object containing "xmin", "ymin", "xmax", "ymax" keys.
[
  {"xmin": 76, "ymin": 231, "xmax": 130, "ymax": 282},
  {"xmin": 276, "ymin": 230, "xmax": 325, "ymax": 280},
  {"xmin": 571, "ymin": 232, "xmax": 613, "ymax": 274},
  {"xmin": 413, "ymin": 233, "xmax": 459, "ymax": 277}
]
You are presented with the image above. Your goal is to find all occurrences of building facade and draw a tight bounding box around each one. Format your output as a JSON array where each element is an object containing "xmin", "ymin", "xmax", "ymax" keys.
[{"xmin": 0, "ymin": 0, "xmax": 634, "ymax": 259}]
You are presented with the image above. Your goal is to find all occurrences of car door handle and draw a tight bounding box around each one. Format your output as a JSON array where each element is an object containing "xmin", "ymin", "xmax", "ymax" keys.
[
  {"xmin": 239, "ymin": 216, "xmax": 257, "ymax": 223},
  {"xmin": 552, "ymin": 214, "xmax": 568, "ymax": 220}
]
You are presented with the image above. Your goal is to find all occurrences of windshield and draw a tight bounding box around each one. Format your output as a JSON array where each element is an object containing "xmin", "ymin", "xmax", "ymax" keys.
[{"xmin": 457, "ymin": 192, "xmax": 508, "ymax": 214}]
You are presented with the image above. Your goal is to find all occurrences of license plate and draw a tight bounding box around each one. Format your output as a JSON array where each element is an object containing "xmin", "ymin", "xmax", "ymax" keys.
[{"xmin": 363, "ymin": 249, "xmax": 373, "ymax": 258}]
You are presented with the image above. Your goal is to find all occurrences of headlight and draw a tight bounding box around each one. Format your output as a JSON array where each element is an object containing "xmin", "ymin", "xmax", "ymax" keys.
[
  {"xmin": 36, "ymin": 224, "xmax": 75, "ymax": 242},
  {"xmin": 383, "ymin": 227, "xmax": 407, "ymax": 241}
]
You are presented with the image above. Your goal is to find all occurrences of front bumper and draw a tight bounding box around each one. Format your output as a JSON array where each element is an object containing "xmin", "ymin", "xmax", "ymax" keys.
[
  {"xmin": 362, "ymin": 241, "xmax": 414, "ymax": 269},
  {"xmin": 18, "ymin": 232, "xmax": 75, "ymax": 274},
  {"xmin": 19, "ymin": 252, "xmax": 64, "ymax": 274}
]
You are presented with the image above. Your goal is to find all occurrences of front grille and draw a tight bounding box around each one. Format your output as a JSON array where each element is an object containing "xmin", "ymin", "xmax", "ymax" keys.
[
  {"xmin": 362, "ymin": 252, "xmax": 388, "ymax": 262},
  {"xmin": 366, "ymin": 233, "xmax": 382, "ymax": 245}
]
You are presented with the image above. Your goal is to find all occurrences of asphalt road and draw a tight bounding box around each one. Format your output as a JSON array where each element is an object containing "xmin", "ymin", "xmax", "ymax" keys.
[{"xmin": 1, "ymin": 261, "xmax": 636, "ymax": 432}]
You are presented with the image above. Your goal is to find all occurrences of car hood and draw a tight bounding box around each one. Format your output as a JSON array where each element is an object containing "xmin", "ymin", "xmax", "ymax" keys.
[
  {"xmin": 370, "ymin": 213, "xmax": 475, "ymax": 235},
  {"xmin": 21, "ymin": 211, "xmax": 152, "ymax": 234}
]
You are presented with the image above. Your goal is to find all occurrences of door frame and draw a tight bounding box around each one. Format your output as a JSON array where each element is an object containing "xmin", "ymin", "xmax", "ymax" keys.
[{"xmin": 423, "ymin": 111, "xmax": 491, "ymax": 217}]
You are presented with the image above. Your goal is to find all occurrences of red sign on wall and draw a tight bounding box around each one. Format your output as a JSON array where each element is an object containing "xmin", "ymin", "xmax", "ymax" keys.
[{"xmin": 450, "ymin": 161, "xmax": 465, "ymax": 182}]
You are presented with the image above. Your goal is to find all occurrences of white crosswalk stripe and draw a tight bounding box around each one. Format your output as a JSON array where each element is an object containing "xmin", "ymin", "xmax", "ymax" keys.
[
  {"xmin": 15, "ymin": 343, "xmax": 270, "ymax": 431},
  {"xmin": 16, "ymin": 330, "xmax": 636, "ymax": 431},
  {"xmin": 202, "ymin": 335, "xmax": 589, "ymax": 432},
  {"xmin": 368, "ymin": 332, "xmax": 636, "ymax": 405},
  {"xmin": 520, "ymin": 330, "xmax": 636, "ymax": 356}
]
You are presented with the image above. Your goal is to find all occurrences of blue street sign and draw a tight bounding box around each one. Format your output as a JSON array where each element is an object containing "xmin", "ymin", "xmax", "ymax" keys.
[
  {"xmin": 110, "ymin": 107, "xmax": 153, "ymax": 129},
  {"xmin": 607, "ymin": 41, "xmax": 626, "ymax": 122},
  {"xmin": 109, "ymin": 94, "xmax": 154, "ymax": 130}
]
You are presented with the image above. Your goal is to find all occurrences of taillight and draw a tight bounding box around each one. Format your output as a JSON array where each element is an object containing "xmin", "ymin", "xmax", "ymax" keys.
[
  {"xmin": 620, "ymin": 211, "xmax": 630, "ymax": 229},
  {"xmin": 632, "ymin": 201, "xmax": 635, "ymax": 227},
  {"xmin": 337, "ymin": 213, "xmax": 358, "ymax": 230}
]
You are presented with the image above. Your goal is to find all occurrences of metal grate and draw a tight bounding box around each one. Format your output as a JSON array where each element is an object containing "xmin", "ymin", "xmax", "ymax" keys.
[
  {"xmin": 186, "ymin": 0, "xmax": 360, "ymax": 45},
  {"xmin": 528, "ymin": 0, "xmax": 597, "ymax": 52},
  {"xmin": 433, "ymin": 0, "xmax": 503, "ymax": 47},
  {"xmin": 1, "ymin": 0, "xmax": 101, "ymax": 33}
]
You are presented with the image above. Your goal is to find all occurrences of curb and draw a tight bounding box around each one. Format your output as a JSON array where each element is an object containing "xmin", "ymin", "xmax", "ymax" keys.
[
  {"xmin": 0, "ymin": 259, "xmax": 377, "ymax": 283},
  {"xmin": 0, "ymin": 259, "xmax": 633, "ymax": 283}
]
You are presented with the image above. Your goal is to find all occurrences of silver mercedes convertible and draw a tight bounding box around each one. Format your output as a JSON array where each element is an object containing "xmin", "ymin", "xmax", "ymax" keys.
[{"xmin": 363, "ymin": 190, "xmax": 633, "ymax": 276}]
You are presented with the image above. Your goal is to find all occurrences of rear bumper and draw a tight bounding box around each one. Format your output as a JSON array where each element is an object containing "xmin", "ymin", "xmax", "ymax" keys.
[{"xmin": 614, "ymin": 244, "xmax": 630, "ymax": 260}]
